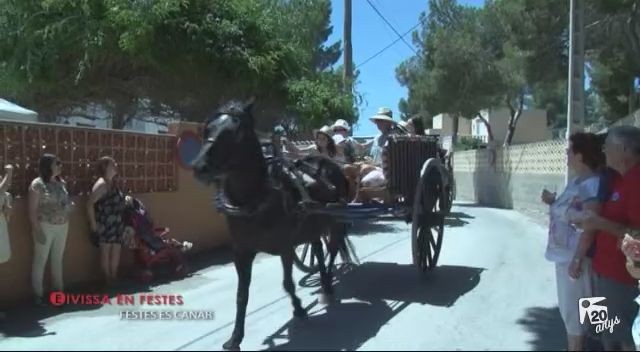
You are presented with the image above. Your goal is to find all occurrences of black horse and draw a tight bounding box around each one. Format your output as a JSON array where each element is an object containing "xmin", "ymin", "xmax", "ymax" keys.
[{"xmin": 192, "ymin": 98, "xmax": 350, "ymax": 351}]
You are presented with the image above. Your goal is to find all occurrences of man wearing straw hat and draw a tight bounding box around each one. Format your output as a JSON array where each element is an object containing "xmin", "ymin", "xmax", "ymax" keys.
[
  {"xmin": 351, "ymin": 107, "xmax": 397, "ymax": 195},
  {"xmin": 367, "ymin": 107, "xmax": 396, "ymax": 167}
]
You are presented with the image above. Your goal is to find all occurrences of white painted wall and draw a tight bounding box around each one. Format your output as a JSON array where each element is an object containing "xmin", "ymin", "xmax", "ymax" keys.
[
  {"xmin": 432, "ymin": 113, "xmax": 472, "ymax": 135},
  {"xmin": 471, "ymin": 108, "xmax": 550, "ymax": 145}
]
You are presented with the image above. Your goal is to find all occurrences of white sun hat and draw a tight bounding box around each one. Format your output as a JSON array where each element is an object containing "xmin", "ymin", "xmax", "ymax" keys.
[
  {"xmin": 313, "ymin": 125, "xmax": 333, "ymax": 139},
  {"xmin": 370, "ymin": 107, "xmax": 395, "ymax": 123},
  {"xmin": 331, "ymin": 119, "xmax": 351, "ymax": 131}
]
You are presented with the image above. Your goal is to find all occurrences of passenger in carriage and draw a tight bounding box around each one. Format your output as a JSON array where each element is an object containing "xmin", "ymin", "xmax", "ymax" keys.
[
  {"xmin": 331, "ymin": 119, "xmax": 365, "ymax": 163},
  {"xmin": 358, "ymin": 108, "xmax": 396, "ymax": 187},
  {"xmin": 332, "ymin": 134, "xmax": 360, "ymax": 200},
  {"xmin": 284, "ymin": 125, "xmax": 337, "ymax": 159},
  {"xmin": 399, "ymin": 116, "xmax": 426, "ymax": 136},
  {"xmin": 350, "ymin": 108, "xmax": 398, "ymax": 203}
]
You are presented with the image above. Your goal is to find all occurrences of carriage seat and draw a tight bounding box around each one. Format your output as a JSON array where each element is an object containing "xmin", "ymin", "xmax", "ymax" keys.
[{"xmin": 357, "ymin": 135, "xmax": 441, "ymax": 205}]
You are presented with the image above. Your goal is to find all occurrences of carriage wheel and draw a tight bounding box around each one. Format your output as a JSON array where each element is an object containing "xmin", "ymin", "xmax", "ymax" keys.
[
  {"xmin": 411, "ymin": 159, "xmax": 446, "ymax": 273},
  {"xmin": 293, "ymin": 235, "xmax": 359, "ymax": 274},
  {"xmin": 443, "ymin": 182, "xmax": 454, "ymax": 215}
]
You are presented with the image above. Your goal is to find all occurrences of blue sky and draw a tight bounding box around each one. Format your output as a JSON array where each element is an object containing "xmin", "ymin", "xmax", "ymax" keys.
[{"xmin": 327, "ymin": 0, "xmax": 485, "ymax": 136}]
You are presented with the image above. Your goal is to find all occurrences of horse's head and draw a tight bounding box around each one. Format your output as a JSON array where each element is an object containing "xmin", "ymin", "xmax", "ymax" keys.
[{"xmin": 192, "ymin": 98, "xmax": 259, "ymax": 184}]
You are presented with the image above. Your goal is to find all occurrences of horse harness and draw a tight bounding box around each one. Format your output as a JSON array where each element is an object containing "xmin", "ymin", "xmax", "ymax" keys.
[{"xmin": 213, "ymin": 156, "xmax": 332, "ymax": 219}]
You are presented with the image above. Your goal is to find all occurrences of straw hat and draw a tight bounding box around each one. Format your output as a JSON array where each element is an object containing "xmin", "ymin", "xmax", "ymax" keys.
[
  {"xmin": 370, "ymin": 107, "xmax": 395, "ymax": 123},
  {"xmin": 331, "ymin": 119, "xmax": 351, "ymax": 131},
  {"xmin": 313, "ymin": 125, "xmax": 333, "ymax": 139}
]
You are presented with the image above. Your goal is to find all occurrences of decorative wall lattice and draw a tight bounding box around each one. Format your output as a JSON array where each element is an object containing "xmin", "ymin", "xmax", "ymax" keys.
[
  {"xmin": 0, "ymin": 121, "xmax": 178, "ymax": 197},
  {"xmin": 454, "ymin": 139, "xmax": 566, "ymax": 175}
]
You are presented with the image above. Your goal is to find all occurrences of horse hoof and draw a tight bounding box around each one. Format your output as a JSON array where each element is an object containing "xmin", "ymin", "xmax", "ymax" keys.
[{"xmin": 222, "ymin": 339, "xmax": 241, "ymax": 351}]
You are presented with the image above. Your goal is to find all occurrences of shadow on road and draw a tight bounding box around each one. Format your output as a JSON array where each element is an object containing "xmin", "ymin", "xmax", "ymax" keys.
[
  {"xmin": 330, "ymin": 263, "xmax": 484, "ymax": 307},
  {"xmin": 448, "ymin": 211, "xmax": 475, "ymax": 220},
  {"xmin": 0, "ymin": 247, "xmax": 234, "ymax": 339},
  {"xmin": 517, "ymin": 306, "xmax": 604, "ymax": 352},
  {"xmin": 445, "ymin": 217, "xmax": 469, "ymax": 227},
  {"xmin": 184, "ymin": 246, "xmax": 234, "ymax": 273},
  {"xmin": 348, "ymin": 221, "xmax": 400, "ymax": 237},
  {"xmin": 517, "ymin": 306, "xmax": 567, "ymax": 351},
  {"xmin": 445, "ymin": 211, "xmax": 475, "ymax": 227},
  {"xmin": 0, "ymin": 278, "xmax": 157, "ymax": 338},
  {"xmin": 264, "ymin": 263, "xmax": 484, "ymax": 350},
  {"xmin": 261, "ymin": 299, "xmax": 399, "ymax": 351}
]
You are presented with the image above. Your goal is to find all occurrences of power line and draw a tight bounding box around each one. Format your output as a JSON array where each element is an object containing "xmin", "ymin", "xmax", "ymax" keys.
[
  {"xmin": 356, "ymin": 20, "xmax": 423, "ymax": 69},
  {"xmin": 365, "ymin": 0, "xmax": 418, "ymax": 55}
]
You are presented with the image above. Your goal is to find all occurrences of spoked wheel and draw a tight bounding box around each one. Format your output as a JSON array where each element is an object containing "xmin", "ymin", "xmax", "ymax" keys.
[
  {"xmin": 443, "ymin": 182, "xmax": 454, "ymax": 215},
  {"xmin": 411, "ymin": 159, "xmax": 446, "ymax": 273},
  {"xmin": 293, "ymin": 234, "xmax": 359, "ymax": 274}
]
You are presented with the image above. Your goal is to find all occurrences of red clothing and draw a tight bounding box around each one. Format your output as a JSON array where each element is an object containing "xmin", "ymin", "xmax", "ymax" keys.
[{"xmin": 593, "ymin": 165, "xmax": 640, "ymax": 286}]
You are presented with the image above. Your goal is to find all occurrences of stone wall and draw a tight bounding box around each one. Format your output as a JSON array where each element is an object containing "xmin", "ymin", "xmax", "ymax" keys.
[{"xmin": 453, "ymin": 140, "xmax": 567, "ymax": 219}]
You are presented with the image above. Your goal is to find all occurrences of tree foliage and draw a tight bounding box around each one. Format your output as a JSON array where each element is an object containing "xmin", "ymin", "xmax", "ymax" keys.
[
  {"xmin": 397, "ymin": 0, "xmax": 531, "ymax": 146},
  {"xmin": 0, "ymin": 0, "xmax": 358, "ymax": 131},
  {"xmin": 397, "ymin": 0, "xmax": 640, "ymax": 146}
]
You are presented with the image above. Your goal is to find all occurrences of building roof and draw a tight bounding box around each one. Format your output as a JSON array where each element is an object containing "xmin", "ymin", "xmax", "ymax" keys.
[{"xmin": 0, "ymin": 99, "xmax": 38, "ymax": 121}]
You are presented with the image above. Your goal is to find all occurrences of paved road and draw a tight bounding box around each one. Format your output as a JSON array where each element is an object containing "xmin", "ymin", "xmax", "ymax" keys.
[{"xmin": 0, "ymin": 203, "xmax": 567, "ymax": 351}]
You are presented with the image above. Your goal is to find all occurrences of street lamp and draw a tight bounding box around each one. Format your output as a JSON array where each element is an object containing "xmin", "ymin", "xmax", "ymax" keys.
[{"xmin": 565, "ymin": 0, "xmax": 585, "ymax": 184}]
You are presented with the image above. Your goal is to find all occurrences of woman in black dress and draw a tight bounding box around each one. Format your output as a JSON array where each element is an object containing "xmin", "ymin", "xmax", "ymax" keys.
[{"xmin": 87, "ymin": 156, "xmax": 126, "ymax": 286}]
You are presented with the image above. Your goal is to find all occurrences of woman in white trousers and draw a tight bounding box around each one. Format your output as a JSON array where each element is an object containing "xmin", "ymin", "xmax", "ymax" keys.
[
  {"xmin": 0, "ymin": 164, "xmax": 13, "ymax": 264},
  {"xmin": 28, "ymin": 154, "xmax": 73, "ymax": 306}
]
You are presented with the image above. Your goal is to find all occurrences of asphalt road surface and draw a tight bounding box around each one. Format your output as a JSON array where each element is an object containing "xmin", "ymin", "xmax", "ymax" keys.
[{"xmin": 0, "ymin": 203, "xmax": 571, "ymax": 351}]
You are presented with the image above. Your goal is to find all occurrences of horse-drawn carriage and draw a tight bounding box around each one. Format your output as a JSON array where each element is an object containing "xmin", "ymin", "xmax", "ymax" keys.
[
  {"xmin": 192, "ymin": 99, "xmax": 456, "ymax": 350},
  {"xmin": 292, "ymin": 133, "xmax": 455, "ymax": 275}
]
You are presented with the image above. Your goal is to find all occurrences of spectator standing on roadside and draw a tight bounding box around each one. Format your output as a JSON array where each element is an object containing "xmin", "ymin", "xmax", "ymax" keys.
[
  {"xmin": 541, "ymin": 132, "xmax": 605, "ymax": 351},
  {"xmin": 578, "ymin": 126, "xmax": 640, "ymax": 351}
]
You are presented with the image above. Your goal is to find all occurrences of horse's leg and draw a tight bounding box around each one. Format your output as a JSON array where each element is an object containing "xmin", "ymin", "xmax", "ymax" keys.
[
  {"xmin": 312, "ymin": 239, "xmax": 333, "ymax": 304},
  {"xmin": 280, "ymin": 250, "xmax": 307, "ymax": 319},
  {"xmin": 323, "ymin": 223, "xmax": 349, "ymax": 304},
  {"xmin": 223, "ymin": 249, "xmax": 256, "ymax": 351}
]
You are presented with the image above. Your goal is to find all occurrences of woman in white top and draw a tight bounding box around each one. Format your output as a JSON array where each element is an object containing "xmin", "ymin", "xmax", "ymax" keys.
[
  {"xmin": 0, "ymin": 164, "xmax": 13, "ymax": 264},
  {"xmin": 28, "ymin": 154, "xmax": 73, "ymax": 306},
  {"xmin": 540, "ymin": 132, "xmax": 605, "ymax": 351}
]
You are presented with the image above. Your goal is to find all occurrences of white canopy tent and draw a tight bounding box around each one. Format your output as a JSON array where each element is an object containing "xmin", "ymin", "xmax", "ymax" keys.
[{"xmin": 0, "ymin": 99, "xmax": 38, "ymax": 122}]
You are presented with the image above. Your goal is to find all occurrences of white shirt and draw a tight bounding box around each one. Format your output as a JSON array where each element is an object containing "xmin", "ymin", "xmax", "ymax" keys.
[{"xmin": 545, "ymin": 176, "xmax": 600, "ymax": 263}]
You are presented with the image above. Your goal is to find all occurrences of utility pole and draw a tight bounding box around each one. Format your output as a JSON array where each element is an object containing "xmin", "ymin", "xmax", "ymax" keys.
[
  {"xmin": 566, "ymin": 0, "xmax": 585, "ymax": 184},
  {"xmin": 344, "ymin": 0, "xmax": 353, "ymax": 94}
]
